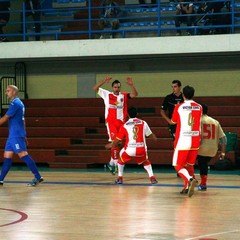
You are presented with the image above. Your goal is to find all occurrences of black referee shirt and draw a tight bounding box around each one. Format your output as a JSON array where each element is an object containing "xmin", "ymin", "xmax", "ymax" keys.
[{"xmin": 161, "ymin": 93, "xmax": 184, "ymax": 118}]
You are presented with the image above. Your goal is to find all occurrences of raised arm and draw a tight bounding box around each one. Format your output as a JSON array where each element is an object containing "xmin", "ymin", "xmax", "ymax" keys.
[
  {"xmin": 126, "ymin": 77, "xmax": 138, "ymax": 98},
  {"xmin": 92, "ymin": 76, "xmax": 112, "ymax": 92}
]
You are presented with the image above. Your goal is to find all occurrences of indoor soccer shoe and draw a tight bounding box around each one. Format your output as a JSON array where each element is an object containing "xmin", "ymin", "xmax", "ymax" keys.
[
  {"xmin": 180, "ymin": 188, "xmax": 188, "ymax": 194},
  {"xmin": 0, "ymin": 181, "xmax": 3, "ymax": 186},
  {"xmin": 115, "ymin": 177, "xmax": 123, "ymax": 184},
  {"xmin": 27, "ymin": 177, "xmax": 44, "ymax": 187},
  {"xmin": 150, "ymin": 176, "xmax": 158, "ymax": 184},
  {"xmin": 188, "ymin": 178, "xmax": 197, "ymax": 197},
  {"xmin": 107, "ymin": 163, "xmax": 116, "ymax": 175},
  {"xmin": 198, "ymin": 185, "xmax": 207, "ymax": 191},
  {"xmin": 114, "ymin": 165, "xmax": 118, "ymax": 175}
]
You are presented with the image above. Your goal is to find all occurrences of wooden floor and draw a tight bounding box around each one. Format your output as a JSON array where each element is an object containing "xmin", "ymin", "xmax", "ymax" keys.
[{"xmin": 0, "ymin": 168, "xmax": 240, "ymax": 240}]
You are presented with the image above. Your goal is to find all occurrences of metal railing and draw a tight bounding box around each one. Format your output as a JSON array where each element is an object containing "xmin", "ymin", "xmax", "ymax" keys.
[
  {"xmin": 0, "ymin": 62, "xmax": 26, "ymax": 116},
  {"xmin": 0, "ymin": 0, "xmax": 239, "ymax": 41}
]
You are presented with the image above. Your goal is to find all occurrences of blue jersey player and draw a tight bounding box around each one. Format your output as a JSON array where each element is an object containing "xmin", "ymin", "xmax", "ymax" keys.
[{"xmin": 0, "ymin": 85, "xmax": 43, "ymax": 186}]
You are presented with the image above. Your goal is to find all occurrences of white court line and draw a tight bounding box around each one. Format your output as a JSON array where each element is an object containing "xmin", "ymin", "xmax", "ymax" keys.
[{"xmin": 185, "ymin": 229, "xmax": 240, "ymax": 240}]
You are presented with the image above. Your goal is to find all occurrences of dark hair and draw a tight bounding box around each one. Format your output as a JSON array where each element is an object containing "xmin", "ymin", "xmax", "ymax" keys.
[
  {"xmin": 172, "ymin": 80, "xmax": 182, "ymax": 87},
  {"xmin": 112, "ymin": 80, "xmax": 121, "ymax": 87},
  {"xmin": 128, "ymin": 107, "xmax": 138, "ymax": 118},
  {"xmin": 183, "ymin": 85, "xmax": 195, "ymax": 99},
  {"xmin": 200, "ymin": 103, "xmax": 208, "ymax": 114}
]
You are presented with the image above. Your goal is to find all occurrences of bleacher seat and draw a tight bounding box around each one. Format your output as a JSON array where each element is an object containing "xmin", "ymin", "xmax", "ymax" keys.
[
  {"xmin": 44, "ymin": 11, "xmax": 74, "ymax": 17},
  {"xmin": 72, "ymin": 0, "xmax": 86, "ymax": 3},
  {"xmin": 3, "ymin": 97, "xmax": 236, "ymax": 168},
  {"xmin": 52, "ymin": 0, "xmax": 87, "ymax": 8},
  {"xmin": 57, "ymin": 0, "xmax": 70, "ymax": 3},
  {"xmin": 41, "ymin": 25, "xmax": 64, "ymax": 31},
  {"xmin": 41, "ymin": 0, "xmax": 240, "ymax": 39}
]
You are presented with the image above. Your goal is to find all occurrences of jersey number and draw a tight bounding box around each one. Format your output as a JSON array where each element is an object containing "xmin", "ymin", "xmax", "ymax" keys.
[
  {"xmin": 203, "ymin": 124, "xmax": 216, "ymax": 139},
  {"xmin": 188, "ymin": 113, "xmax": 195, "ymax": 130},
  {"xmin": 133, "ymin": 126, "xmax": 139, "ymax": 140}
]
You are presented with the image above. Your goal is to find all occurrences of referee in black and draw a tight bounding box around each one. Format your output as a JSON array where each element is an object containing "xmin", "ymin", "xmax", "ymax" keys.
[{"xmin": 160, "ymin": 80, "xmax": 184, "ymax": 140}]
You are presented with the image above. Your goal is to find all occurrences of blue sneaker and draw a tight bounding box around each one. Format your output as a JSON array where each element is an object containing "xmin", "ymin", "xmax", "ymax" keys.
[
  {"xmin": 198, "ymin": 185, "xmax": 207, "ymax": 191},
  {"xmin": 27, "ymin": 177, "xmax": 44, "ymax": 187}
]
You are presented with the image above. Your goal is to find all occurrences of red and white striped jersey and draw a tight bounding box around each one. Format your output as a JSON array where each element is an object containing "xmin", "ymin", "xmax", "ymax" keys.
[
  {"xmin": 98, "ymin": 88, "xmax": 129, "ymax": 123},
  {"xmin": 116, "ymin": 118, "xmax": 152, "ymax": 156},
  {"xmin": 172, "ymin": 100, "xmax": 202, "ymax": 150}
]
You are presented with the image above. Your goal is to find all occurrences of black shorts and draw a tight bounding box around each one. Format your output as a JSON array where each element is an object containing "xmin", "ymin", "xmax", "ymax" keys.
[
  {"xmin": 168, "ymin": 124, "xmax": 176, "ymax": 134},
  {"xmin": 168, "ymin": 124, "xmax": 177, "ymax": 140}
]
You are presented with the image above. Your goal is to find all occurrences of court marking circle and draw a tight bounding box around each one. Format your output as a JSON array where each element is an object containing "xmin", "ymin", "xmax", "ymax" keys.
[
  {"xmin": 185, "ymin": 229, "xmax": 240, "ymax": 240},
  {"xmin": 0, "ymin": 208, "xmax": 28, "ymax": 227}
]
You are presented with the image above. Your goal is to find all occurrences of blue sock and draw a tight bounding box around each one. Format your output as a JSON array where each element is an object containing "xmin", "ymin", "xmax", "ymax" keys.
[
  {"xmin": 21, "ymin": 155, "xmax": 41, "ymax": 180},
  {"xmin": 0, "ymin": 158, "xmax": 12, "ymax": 181}
]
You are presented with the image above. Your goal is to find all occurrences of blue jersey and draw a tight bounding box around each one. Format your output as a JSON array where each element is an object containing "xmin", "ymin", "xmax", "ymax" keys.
[{"xmin": 6, "ymin": 97, "xmax": 26, "ymax": 138}]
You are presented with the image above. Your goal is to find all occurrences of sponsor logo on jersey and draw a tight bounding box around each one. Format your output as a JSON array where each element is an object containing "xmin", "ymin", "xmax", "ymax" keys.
[
  {"xmin": 183, "ymin": 131, "xmax": 199, "ymax": 136},
  {"xmin": 126, "ymin": 121, "xmax": 142, "ymax": 125},
  {"xmin": 182, "ymin": 106, "xmax": 201, "ymax": 110}
]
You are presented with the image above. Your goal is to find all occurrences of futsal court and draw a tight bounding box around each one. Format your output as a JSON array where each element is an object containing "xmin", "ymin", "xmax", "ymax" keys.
[{"xmin": 0, "ymin": 166, "xmax": 240, "ymax": 240}]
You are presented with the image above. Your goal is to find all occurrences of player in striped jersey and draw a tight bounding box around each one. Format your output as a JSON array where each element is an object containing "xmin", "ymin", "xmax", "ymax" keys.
[
  {"xmin": 106, "ymin": 107, "xmax": 158, "ymax": 184},
  {"xmin": 171, "ymin": 85, "xmax": 202, "ymax": 197},
  {"xmin": 93, "ymin": 76, "xmax": 138, "ymax": 175}
]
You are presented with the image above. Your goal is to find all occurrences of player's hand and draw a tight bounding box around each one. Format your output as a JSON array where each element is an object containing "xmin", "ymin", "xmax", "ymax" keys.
[
  {"xmin": 126, "ymin": 77, "xmax": 133, "ymax": 86},
  {"xmin": 103, "ymin": 76, "xmax": 112, "ymax": 84},
  {"xmin": 219, "ymin": 152, "xmax": 225, "ymax": 160}
]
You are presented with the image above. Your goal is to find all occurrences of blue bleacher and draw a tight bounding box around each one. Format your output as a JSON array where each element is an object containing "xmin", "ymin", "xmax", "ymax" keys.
[
  {"xmin": 56, "ymin": 0, "xmax": 70, "ymax": 3},
  {"xmin": 44, "ymin": 11, "xmax": 74, "ymax": 17},
  {"xmin": 54, "ymin": 0, "xmax": 86, "ymax": 4},
  {"xmin": 72, "ymin": 0, "xmax": 86, "ymax": 3},
  {"xmin": 41, "ymin": 25, "xmax": 64, "ymax": 31},
  {"xmin": 2, "ymin": 0, "xmax": 240, "ymax": 41}
]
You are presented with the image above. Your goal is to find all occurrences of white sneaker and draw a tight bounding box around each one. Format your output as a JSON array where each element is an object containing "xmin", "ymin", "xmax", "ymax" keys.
[
  {"xmin": 99, "ymin": 35, "xmax": 104, "ymax": 39},
  {"xmin": 188, "ymin": 178, "xmax": 197, "ymax": 197}
]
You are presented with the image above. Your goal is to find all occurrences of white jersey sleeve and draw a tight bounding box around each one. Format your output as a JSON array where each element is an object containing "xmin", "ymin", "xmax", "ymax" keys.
[
  {"xmin": 98, "ymin": 87, "xmax": 110, "ymax": 100},
  {"xmin": 144, "ymin": 121, "xmax": 153, "ymax": 137}
]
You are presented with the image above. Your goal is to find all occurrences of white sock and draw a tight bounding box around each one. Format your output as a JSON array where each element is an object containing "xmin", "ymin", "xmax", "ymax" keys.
[
  {"xmin": 113, "ymin": 160, "xmax": 118, "ymax": 167},
  {"xmin": 109, "ymin": 158, "xmax": 114, "ymax": 166},
  {"xmin": 118, "ymin": 163, "xmax": 124, "ymax": 177},
  {"xmin": 178, "ymin": 168, "xmax": 191, "ymax": 181},
  {"xmin": 144, "ymin": 164, "xmax": 154, "ymax": 177}
]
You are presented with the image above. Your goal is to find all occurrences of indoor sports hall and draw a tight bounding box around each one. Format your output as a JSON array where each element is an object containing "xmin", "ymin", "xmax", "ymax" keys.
[{"xmin": 1, "ymin": 1, "xmax": 240, "ymax": 240}]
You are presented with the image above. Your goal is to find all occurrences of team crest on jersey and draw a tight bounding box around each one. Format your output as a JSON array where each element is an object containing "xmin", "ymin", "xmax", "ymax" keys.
[{"xmin": 111, "ymin": 132, "xmax": 115, "ymax": 139}]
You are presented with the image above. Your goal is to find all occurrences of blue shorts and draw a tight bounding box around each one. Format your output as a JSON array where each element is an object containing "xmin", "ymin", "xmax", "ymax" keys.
[{"xmin": 5, "ymin": 137, "xmax": 27, "ymax": 153}]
